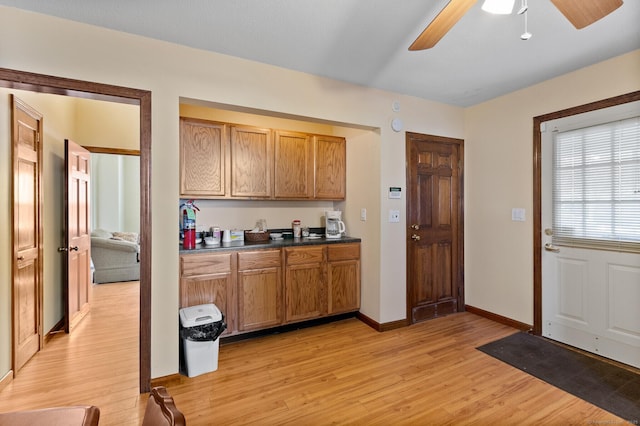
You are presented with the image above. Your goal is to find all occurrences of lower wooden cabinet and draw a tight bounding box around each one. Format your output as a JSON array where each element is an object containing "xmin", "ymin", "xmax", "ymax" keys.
[
  {"xmin": 179, "ymin": 252, "xmax": 236, "ymax": 335},
  {"xmin": 179, "ymin": 242, "xmax": 360, "ymax": 337},
  {"xmin": 284, "ymin": 246, "xmax": 326, "ymax": 322},
  {"xmin": 327, "ymin": 243, "xmax": 361, "ymax": 314},
  {"xmin": 237, "ymin": 249, "xmax": 283, "ymax": 332}
]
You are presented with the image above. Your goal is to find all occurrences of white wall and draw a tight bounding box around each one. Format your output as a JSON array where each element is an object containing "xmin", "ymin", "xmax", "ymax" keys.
[
  {"xmin": 464, "ymin": 50, "xmax": 640, "ymax": 325},
  {"xmin": 74, "ymin": 98, "xmax": 139, "ymax": 151},
  {"xmin": 91, "ymin": 154, "xmax": 140, "ymax": 234}
]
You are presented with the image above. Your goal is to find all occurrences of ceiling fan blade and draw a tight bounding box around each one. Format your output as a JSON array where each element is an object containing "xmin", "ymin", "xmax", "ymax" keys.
[
  {"xmin": 409, "ymin": 0, "xmax": 477, "ymax": 51},
  {"xmin": 550, "ymin": 0, "xmax": 623, "ymax": 29}
]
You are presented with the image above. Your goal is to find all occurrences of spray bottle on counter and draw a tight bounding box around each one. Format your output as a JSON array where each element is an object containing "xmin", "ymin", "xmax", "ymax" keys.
[{"xmin": 181, "ymin": 200, "xmax": 200, "ymax": 249}]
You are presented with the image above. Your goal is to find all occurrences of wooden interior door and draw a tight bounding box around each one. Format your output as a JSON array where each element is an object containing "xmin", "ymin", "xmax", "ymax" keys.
[
  {"xmin": 406, "ymin": 132, "xmax": 464, "ymax": 323},
  {"xmin": 11, "ymin": 96, "xmax": 43, "ymax": 373},
  {"xmin": 64, "ymin": 139, "xmax": 92, "ymax": 332}
]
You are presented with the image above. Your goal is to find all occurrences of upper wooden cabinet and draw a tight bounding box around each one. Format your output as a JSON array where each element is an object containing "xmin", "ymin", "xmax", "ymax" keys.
[
  {"xmin": 230, "ymin": 126, "xmax": 272, "ymax": 198},
  {"xmin": 179, "ymin": 117, "xmax": 346, "ymax": 200},
  {"xmin": 179, "ymin": 118, "xmax": 228, "ymax": 197},
  {"xmin": 274, "ymin": 130, "xmax": 313, "ymax": 199},
  {"xmin": 314, "ymin": 135, "xmax": 346, "ymax": 200}
]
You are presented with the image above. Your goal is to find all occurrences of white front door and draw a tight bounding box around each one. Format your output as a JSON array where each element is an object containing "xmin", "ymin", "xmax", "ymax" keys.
[{"xmin": 541, "ymin": 103, "xmax": 640, "ymax": 369}]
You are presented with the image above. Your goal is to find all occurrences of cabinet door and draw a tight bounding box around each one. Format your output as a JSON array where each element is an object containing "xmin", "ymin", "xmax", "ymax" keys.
[
  {"xmin": 314, "ymin": 135, "xmax": 346, "ymax": 200},
  {"xmin": 180, "ymin": 274, "xmax": 233, "ymax": 335},
  {"xmin": 284, "ymin": 246, "xmax": 326, "ymax": 322},
  {"xmin": 237, "ymin": 250, "xmax": 283, "ymax": 332},
  {"xmin": 180, "ymin": 253, "xmax": 236, "ymax": 334},
  {"xmin": 230, "ymin": 126, "xmax": 272, "ymax": 198},
  {"xmin": 327, "ymin": 260, "xmax": 360, "ymax": 314},
  {"xmin": 327, "ymin": 244, "xmax": 360, "ymax": 314},
  {"xmin": 274, "ymin": 130, "xmax": 313, "ymax": 199},
  {"xmin": 179, "ymin": 118, "xmax": 228, "ymax": 197}
]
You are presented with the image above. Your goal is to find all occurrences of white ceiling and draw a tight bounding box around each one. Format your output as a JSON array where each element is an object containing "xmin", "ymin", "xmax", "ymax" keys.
[{"xmin": 1, "ymin": 0, "xmax": 639, "ymax": 106}]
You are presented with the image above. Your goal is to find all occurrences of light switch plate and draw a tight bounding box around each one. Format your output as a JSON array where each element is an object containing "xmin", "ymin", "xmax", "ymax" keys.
[
  {"xmin": 512, "ymin": 208, "xmax": 526, "ymax": 222},
  {"xmin": 360, "ymin": 208, "xmax": 367, "ymax": 221},
  {"xmin": 389, "ymin": 210, "xmax": 400, "ymax": 223}
]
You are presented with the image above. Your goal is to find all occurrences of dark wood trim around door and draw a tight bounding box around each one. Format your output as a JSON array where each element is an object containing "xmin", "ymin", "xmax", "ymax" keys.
[
  {"xmin": 0, "ymin": 67, "xmax": 152, "ymax": 393},
  {"xmin": 532, "ymin": 90, "xmax": 640, "ymax": 335},
  {"xmin": 85, "ymin": 146, "xmax": 141, "ymax": 156}
]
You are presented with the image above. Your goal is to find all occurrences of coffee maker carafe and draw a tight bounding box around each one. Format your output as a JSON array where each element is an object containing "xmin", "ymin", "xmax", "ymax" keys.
[{"xmin": 325, "ymin": 210, "xmax": 346, "ymax": 239}]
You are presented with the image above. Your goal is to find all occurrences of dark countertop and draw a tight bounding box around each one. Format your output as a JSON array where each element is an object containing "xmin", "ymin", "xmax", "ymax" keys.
[{"xmin": 179, "ymin": 235, "xmax": 362, "ymax": 254}]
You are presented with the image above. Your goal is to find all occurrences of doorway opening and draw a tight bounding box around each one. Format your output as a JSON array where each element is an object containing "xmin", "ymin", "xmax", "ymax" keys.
[{"xmin": 0, "ymin": 68, "xmax": 152, "ymax": 393}]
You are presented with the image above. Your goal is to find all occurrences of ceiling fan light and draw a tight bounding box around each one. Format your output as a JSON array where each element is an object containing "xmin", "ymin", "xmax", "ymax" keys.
[{"xmin": 481, "ymin": 0, "xmax": 516, "ymax": 14}]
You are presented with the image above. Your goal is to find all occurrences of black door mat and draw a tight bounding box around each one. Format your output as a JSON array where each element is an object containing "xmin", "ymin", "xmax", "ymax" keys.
[{"xmin": 477, "ymin": 332, "xmax": 640, "ymax": 422}]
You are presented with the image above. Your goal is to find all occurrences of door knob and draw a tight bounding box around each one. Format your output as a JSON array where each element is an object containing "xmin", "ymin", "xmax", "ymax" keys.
[
  {"xmin": 17, "ymin": 256, "xmax": 24, "ymax": 260},
  {"xmin": 58, "ymin": 246, "xmax": 79, "ymax": 252},
  {"xmin": 411, "ymin": 224, "xmax": 420, "ymax": 230},
  {"xmin": 544, "ymin": 243, "xmax": 560, "ymax": 253},
  {"xmin": 411, "ymin": 234, "xmax": 421, "ymax": 241}
]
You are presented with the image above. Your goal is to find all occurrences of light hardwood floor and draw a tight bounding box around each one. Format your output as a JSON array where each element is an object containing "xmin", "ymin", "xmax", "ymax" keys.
[{"xmin": 0, "ymin": 281, "xmax": 626, "ymax": 425}]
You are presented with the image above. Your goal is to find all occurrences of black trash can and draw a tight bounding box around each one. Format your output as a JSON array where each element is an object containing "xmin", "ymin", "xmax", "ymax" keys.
[{"xmin": 179, "ymin": 304, "xmax": 227, "ymax": 377}]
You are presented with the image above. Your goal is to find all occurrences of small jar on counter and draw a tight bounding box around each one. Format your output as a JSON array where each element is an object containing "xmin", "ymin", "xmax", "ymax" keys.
[{"xmin": 292, "ymin": 220, "xmax": 301, "ymax": 238}]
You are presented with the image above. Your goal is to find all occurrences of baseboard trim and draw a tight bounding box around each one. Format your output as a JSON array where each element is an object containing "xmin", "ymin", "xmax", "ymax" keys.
[
  {"xmin": 356, "ymin": 312, "xmax": 407, "ymax": 332},
  {"xmin": 0, "ymin": 370, "xmax": 13, "ymax": 392},
  {"xmin": 465, "ymin": 305, "xmax": 532, "ymax": 331},
  {"xmin": 151, "ymin": 373, "xmax": 185, "ymax": 389},
  {"xmin": 45, "ymin": 318, "xmax": 66, "ymax": 345}
]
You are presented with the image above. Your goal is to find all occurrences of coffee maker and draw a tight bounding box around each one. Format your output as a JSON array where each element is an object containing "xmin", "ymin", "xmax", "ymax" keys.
[{"xmin": 325, "ymin": 210, "xmax": 346, "ymax": 239}]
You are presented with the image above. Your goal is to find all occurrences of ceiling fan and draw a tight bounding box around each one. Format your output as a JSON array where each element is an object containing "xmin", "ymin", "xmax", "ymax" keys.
[{"xmin": 409, "ymin": 0, "xmax": 623, "ymax": 50}]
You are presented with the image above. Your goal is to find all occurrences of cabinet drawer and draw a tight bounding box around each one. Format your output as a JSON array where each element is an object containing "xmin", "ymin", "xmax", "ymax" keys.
[
  {"xmin": 285, "ymin": 246, "xmax": 324, "ymax": 265},
  {"xmin": 180, "ymin": 253, "xmax": 232, "ymax": 277},
  {"xmin": 327, "ymin": 243, "xmax": 360, "ymax": 261},
  {"xmin": 238, "ymin": 249, "xmax": 281, "ymax": 270}
]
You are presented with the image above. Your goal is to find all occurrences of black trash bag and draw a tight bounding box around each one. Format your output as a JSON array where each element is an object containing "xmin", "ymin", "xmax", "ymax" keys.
[{"xmin": 181, "ymin": 314, "xmax": 227, "ymax": 342}]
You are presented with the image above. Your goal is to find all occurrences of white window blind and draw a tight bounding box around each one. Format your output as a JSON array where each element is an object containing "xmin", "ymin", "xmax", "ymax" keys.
[{"xmin": 552, "ymin": 116, "xmax": 640, "ymax": 252}]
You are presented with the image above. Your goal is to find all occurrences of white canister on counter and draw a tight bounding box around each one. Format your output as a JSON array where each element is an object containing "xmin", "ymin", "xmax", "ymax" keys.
[
  {"xmin": 292, "ymin": 220, "xmax": 301, "ymax": 238},
  {"xmin": 211, "ymin": 226, "xmax": 221, "ymax": 240}
]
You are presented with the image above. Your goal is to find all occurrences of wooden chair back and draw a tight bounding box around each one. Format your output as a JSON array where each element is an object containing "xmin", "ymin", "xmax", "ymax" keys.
[{"xmin": 142, "ymin": 386, "xmax": 186, "ymax": 426}]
